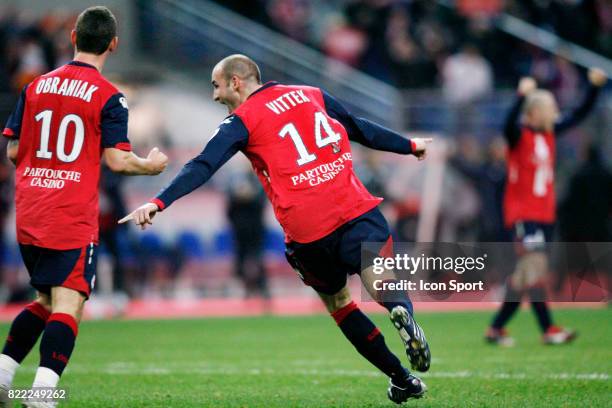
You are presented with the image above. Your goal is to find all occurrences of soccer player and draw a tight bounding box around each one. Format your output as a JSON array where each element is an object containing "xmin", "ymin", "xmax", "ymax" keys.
[
  {"xmin": 485, "ymin": 68, "xmax": 608, "ymax": 346},
  {"xmin": 0, "ymin": 7, "xmax": 168, "ymax": 407},
  {"xmin": 120, "ymin": 54, "xmax": 432, "ymax": 403}
]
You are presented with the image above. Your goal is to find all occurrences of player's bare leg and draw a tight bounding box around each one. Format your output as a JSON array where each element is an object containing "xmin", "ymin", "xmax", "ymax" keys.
[
  {"xmin": 318, "ymin": 285, "xmax": 426, "ymax": 404},
  {"xmin": 517, "ymin": 253, "xmax": 576, "ymax": 344},
  {"xmin": 22, "ymin": 287, "xmax": 85, "ymax": 408},
  {"xmin": 0, "ymin": 293, "xmax": 51, "ymax": 407},
  {"xmin": 49, "ymin": 287, "xmax": 86, "ymax": 323},
  {"xmin": 487, "ymin": 279, "xmax": 521, "ymax": 347},
  {"xmin": 487, "ymin": 252, "xmax": 576, "ymax": 345},
  {"xmin": 487, "ymin": 252, "xmax": 544, "ymax": 346},
  {"xmin": 317, "ymin": 285, "xmax": 352, "ymax": 313},
  {"xmin": 360, "ymin": 266, "xmax": 431, "ymax": 372}
]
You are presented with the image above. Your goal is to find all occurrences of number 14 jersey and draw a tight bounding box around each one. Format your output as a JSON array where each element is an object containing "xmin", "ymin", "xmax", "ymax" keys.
[
  {"xmin": 2, "ymin": 61, "xmax": 132, "ymax": 250},
  {"xmin": 234, "ymin": 83, "xmax": 381, "ymax": 243}
]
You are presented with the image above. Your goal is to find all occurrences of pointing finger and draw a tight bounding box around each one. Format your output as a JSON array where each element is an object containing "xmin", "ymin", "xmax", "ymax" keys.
[{"xmin": 118, "ymin": 214, "xmax": 134, "ymax": 224}]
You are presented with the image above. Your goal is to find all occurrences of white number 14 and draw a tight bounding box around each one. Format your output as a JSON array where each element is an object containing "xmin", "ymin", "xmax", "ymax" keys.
[{"xmin": 279, "ymin": 111, "xmax": 341, "ymax": 166}]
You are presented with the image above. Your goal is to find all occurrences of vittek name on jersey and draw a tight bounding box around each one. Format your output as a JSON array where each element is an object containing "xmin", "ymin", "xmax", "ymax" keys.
[{"xmin": 265, "ymin": 90, "xmax": 311, "ymax": 114}]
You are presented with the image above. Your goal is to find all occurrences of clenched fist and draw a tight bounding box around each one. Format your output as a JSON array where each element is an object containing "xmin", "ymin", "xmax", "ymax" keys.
[
  {"xmin": 411, "ymin": 138, "xmax": 433, "ymax": 161},
  {"xmin": 588, "ymin": 67, "xmax": 608, "ymax": 88},
  {"xmin": 518, "ymin": 77, "xmax": 537, "ymax": 96},
  {"xmin": 146, "ymin": 147, "xmax": 168, "ymax": 175}
]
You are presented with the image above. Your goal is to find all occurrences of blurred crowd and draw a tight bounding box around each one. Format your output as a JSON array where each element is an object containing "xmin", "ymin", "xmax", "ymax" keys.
[
  {"xmin": 221, "ymin": 0, "xmax": 612, "ymax": 94},
  {"xmin": 0, "ymin": 8, "xmax": 76, "ymax": 94},
  {"xmin": 218, "ymin": 0, "xmax": 612, "ymax": 243}
]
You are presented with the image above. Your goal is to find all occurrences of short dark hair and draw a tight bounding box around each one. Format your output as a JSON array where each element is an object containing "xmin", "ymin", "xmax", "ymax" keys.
[{"xmin": 75, "ymin": 6, "xmax": 117, "ymax": 55}]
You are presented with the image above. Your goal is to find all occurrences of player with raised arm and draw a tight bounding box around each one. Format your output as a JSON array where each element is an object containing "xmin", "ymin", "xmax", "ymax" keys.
[
  {"xmin": 120, "ymin": 54, "xmax": 432, "ymax": 404},
  {"xmin": 0, "ymin": 7, "xmax": 168, "ymax": 408},
  {"xmin": 485, "ymin": 68, "xmax": 607, "ymax": 346}
]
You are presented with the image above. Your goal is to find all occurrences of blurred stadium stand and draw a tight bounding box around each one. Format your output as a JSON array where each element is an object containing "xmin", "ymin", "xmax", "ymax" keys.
[
  {"xmin": 0, "ymin": 0, "xmax": 610, "ymax": 309},
  {"xmin": 136, "ymin": 0, "xmax": 404, "ymax": 129}
]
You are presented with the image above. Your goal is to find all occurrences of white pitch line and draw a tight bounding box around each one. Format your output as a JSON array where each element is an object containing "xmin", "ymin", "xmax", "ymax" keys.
[
  {"xmin": 76, "ymin": 365, "xmax": 612, "ymax": 381},
  {"xmin": 16, "ymin": 363, "xmax": 610, "ymax": 381}
]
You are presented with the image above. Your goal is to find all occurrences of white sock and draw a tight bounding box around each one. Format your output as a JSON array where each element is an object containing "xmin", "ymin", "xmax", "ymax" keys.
[
  {"xmin": 32, "ymin": 367, "xmax": 60, "ymax": 389},
  {"xmin": 0, "ymin": 354, "xmax": 19, "ymax": 388}
]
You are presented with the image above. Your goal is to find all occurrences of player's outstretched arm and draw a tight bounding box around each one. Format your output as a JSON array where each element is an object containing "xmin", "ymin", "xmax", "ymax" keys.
[
  {"xmin": 322, "ymin": 90, "xmax": 430, "ymax": 159},
  {"xmin": 103, "ymin": 146, "xmax": 168, "ymax": 175},
  {"xmin": 504, "ymin": 77, "xmax": 535, "ymax": 149},
  {"xmin": 118, "ymin": 115, "xmax": 248, "ymax": 230},
  {"xmin": 555, "ymin": 67, "xmax": 607, "ymax": 134}
]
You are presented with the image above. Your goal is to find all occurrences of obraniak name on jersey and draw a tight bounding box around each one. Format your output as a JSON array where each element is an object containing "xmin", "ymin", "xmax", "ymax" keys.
[
  {"xmin": 35, "ymin": 77, "xmax": 99, "ymax": 103},
  {"xmin": 265, "ymin": 90, "xmax": 311, "ymax": 114}
]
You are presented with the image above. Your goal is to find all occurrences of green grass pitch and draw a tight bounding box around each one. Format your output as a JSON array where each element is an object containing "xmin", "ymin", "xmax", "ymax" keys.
[{"xmin": 1, "ymin": 308, "xmax": 610, "ymax": 407}]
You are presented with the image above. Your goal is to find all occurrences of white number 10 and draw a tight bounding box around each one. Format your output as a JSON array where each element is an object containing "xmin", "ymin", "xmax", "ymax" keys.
[
  {"xmin": 279, "ymin": 111, "xmax": 341, "ymax": 166},
  {"xmin": 35, "ymin": 110, "xmax": 84, "ymax": 163}
]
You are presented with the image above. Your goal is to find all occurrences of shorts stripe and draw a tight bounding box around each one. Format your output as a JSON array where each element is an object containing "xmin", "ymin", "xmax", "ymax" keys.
[{"xmin": 60, "ymin": 247, "xmax": 90, "ymax": 297}]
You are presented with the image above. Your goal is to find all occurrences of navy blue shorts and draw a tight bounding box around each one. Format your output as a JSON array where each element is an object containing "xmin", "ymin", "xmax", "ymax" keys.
[
  {"xmin": 19, "ymin": 243, "xmax": 98, "ymax": 298},
  {"xmin": 511, "ymin": 221, "xmax": 553, "ymax": 252},
  {"xmin": 285, "ymin": 207, "xmax": 392, "ymax": 295}
]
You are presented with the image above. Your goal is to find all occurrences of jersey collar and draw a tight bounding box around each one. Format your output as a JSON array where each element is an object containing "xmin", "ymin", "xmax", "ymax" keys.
[
  {"xmin": 247, "ymin": 81, "xmax": 279, "ymax": 99},
  {"xmin": 67, "ymin": 60, "xmax": 99, "ymax": 71}
]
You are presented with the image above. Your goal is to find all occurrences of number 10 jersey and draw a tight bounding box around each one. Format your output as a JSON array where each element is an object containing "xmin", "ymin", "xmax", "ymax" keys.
[{"xmin": 2, "ymin": 61, "xmax": 132, "ymax": 250}]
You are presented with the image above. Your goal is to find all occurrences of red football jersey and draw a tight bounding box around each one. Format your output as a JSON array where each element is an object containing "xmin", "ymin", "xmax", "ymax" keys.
[
  {"xmin": 234, "ymin": 84, "xmax": 381, "ymax": 243},
  {"xmin": 2, "ymin": 61, "xmax": 132, "ymax": 250},
  {"xmin": 503, "ymin": 127, "xmax": 556, "ymax": 226}
]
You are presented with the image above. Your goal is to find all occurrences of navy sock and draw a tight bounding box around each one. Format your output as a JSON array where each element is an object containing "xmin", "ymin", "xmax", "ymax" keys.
[
  {"xmin": 529, "ymin": 302, "xmax": 552, "ymax": 332},
  {"xmin": 39, "ymin": 313, "xmax": 78, "ymax": 377},
  {"xmin": 377, "ymin": 279, "xmax": 414, "ymax": 316},
  {"xmin": 332, "ymin": 302, "xmax": 408, "ymax": 383},
  {"xmin": 2, "ymin": 302, "xmax": 50, "ymax": 363},
  {"xmin": 528, "ymin": 287, "xmax": 552, "ymax": 331},
  {"xmin": 491, "ymin": 283, "xmax": 524, "ymax": 329},
  {"xmin": 491, "ymin": 301, "xmax": 521, "ymax": 329}
]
